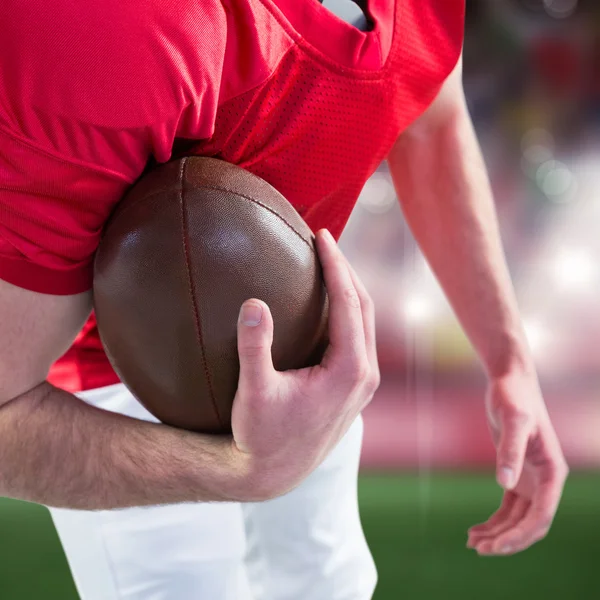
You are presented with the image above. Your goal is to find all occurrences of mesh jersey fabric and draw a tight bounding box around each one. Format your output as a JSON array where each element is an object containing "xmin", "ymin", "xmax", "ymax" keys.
[{"xmin": 0, "ymin": 0, "xmax": 464, "ymax": 392}]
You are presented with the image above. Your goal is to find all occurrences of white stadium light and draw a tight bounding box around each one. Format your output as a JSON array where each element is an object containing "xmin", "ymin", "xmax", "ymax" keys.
[
  {"xmin": 552, "ymin": 249, "xmax": 595, "ymax": 292},
  {"xmin": 537, "ymin": 160, "xmax": 576, "ymax": 202},
  {"xmin": 523, "ymin": 318, "xmax": 548, "ymax": 356},
  {"xmin": 403, "ymin": 294, "xmax": 435, "ymax": 325},
  {"xmin": 358, "ymin": 174, "xmax": 396, "ymax": 214}
]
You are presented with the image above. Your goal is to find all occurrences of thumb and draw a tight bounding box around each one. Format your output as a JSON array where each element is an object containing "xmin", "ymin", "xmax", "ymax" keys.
[
  {"xmin": 496, "ymin": 410, "xmax": 532, "ymax": 490},
  {"xmin": 237, "ymin": 299, "xmax": 275, "ymax": 390}
]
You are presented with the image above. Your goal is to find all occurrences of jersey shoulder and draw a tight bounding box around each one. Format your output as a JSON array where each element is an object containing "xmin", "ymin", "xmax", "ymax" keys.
[{"xmin": 0, "ymin": 0, "xmax": 227, "ymax": 135}]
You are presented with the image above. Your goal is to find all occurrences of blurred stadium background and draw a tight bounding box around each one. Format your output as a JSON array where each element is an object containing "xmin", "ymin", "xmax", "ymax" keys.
[{"xmin": 1, "ymin": 0, "xmax": 599, "ymax": 598}]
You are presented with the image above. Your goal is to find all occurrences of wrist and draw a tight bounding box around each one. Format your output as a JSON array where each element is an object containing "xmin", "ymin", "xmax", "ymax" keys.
[
  {"xmin": 482, "ymin": 335, "xmax": 535, "ymax": 381},
  {"xmin": 212, "ymin": 440, "xmax": 291, "ymax": 503}
]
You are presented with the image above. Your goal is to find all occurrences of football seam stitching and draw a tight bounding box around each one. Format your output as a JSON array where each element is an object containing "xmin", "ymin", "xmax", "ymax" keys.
[
  {"xmin": 191, "ymin": 184, "xmax": 315, "ymax": 254},
  {"xmin": 179, "ymin": 158, "xmax": 225, "ymax": 429}
]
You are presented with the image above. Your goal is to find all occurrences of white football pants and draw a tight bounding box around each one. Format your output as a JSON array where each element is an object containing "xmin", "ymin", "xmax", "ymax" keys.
[{"xmin": 49, "ymin": 384, "xmax": 377, "ymax": 600}]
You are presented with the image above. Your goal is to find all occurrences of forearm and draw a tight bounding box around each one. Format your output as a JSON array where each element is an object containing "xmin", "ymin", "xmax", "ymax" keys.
[
  {"xmin": 0, "ymin": 382, "xmax": 249, "ymax": 509},
  {"xmin": 387, "ymin": 106, "xmax": 531, "ymax": 378}
]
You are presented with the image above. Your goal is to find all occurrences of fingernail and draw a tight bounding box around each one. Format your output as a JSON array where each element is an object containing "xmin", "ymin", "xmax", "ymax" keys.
[
  {"xmin": 498, "ymin": 467, "xmax": 515, "ymax": 489},
  {"xmin": 240, "ymin": 302, "xmax": 263, "ymax": 327},
  {"xmin": 501, "ymin": 545, "xmax": 513, "ymax": 554},
  {"xmin": 235, "ymin": 440, "xmax": 251, "ymax": 454},
  {"xmin": 321, "ymin": 229, "xmax": 335, "ymax": 243}
]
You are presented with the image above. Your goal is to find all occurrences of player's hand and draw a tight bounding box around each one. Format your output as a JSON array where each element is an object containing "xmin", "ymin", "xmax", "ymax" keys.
[
  {"xmin": 467, "ymin": 372, "xmax": 568, "ymax": 555},
  {"xmin": 228, "ymin": 228, "xmax": 380, "ymax": 501}
]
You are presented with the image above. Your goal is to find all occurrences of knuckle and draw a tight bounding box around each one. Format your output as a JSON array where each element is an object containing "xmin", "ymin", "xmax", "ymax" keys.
[
  {"xmin": 343, "ymin": 287, "xmax": 361, "ymax": 309},
  {"xmin": 239, "ymin": 344, "xmax": 266, "ymax": 361},
  {"xmin": 538, "ymin": 509, "xmax": 555, "ymax": 531},
  {"xmin": 345, "ymin": 360, "xmax": 369, "ymax": 387},
  {"xmin": 502, "ymin": 451, "xmax": 521, "ymax": 466},
  {"xmin": 500, "ymin": 446, "xmax": 522, "ymax": 464},
  {"xmin": 362, "ymin": 291, "xmax": 375, "ymax": 312},
  {"xmin": 342, "ymin": 353, "xmax": 365, "ymax": 380},
  {"xmin": 368, "ymin": 371, "xmax": 381, "ymax": 394},
  {"xmin": 240, "ymin": 385, "xmax": 271, "ymax": 405},
  {"xmin": 547, "ymin": 460, "xmax": 569, "ymax": 483},
  {"xmin": 508, "ymin": 407, "xmax": 533, "ymax": 428},
  {"xmin": 353, "ymin": 361, "xmax": 370, "ymax": 385}
]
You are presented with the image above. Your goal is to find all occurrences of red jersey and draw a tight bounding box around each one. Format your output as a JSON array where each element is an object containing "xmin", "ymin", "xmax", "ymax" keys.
[{"xmin": 0, "ymin": 0, "xmax": 464, "ymax": 392}]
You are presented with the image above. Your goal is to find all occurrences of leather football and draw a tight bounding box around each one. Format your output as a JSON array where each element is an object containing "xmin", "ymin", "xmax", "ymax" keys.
[{"xmin": 93, "ymin": 157, "xmax": 329, "ymax": 433}]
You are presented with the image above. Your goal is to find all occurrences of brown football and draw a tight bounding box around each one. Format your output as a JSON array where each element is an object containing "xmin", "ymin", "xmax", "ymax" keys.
[{"xmin": 93, "ymin": 156, "xmax": 329, "ymax": 433}]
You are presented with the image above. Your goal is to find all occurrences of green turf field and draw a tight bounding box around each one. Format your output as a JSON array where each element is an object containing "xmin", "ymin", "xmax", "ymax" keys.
[{"xmin": 0, "ymin": 473, "xmax": 597, "ymax": 599}]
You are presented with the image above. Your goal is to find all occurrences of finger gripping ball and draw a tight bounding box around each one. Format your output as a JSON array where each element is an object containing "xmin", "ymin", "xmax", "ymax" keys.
[{"xmin": 94, "ymin": 157, "xmax": 328, "ymax": 433}]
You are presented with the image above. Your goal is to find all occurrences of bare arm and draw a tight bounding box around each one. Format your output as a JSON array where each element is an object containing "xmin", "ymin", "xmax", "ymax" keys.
[
  {"xmin": 387, "ymin": 57, "xmax": 568, "ymax": 556},
  {"xmin": 387, "ymin": 57, "xmax": 528, "ymax": 378},
  {"xmin": 0, "ymin": 280, "xmax": 246, "ymax": 509},
  {"xmin": 0, "ymin": 230, "xmax": 378, "ymax": 510}
]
